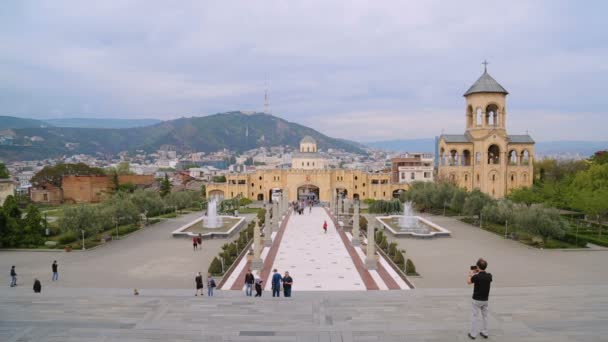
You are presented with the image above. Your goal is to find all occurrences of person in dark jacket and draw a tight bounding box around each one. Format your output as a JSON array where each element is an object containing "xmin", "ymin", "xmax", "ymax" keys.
[
  {"xmin": 282, "ymin": 271, "xmax": 293, "ymax": 297},
  {"xmin": 244, "ymin": 269, "xmax": 255, "ymax": 296},
  {"xmin": 207, "ymin": 272, "xmax": 216, "ymax": 297},
  {"xmin": 10, "ymin": 266, "xmax": 17, "ymax": 287},
  {"xmin": 271, "ymin": 269, "xmax": 282, "ymax": 297},
  {"xmin": 195, "ymin": 272, "xmax": 203, "ymax": 296},
  {"xmin": 52, "ymin": 261, "xmax": 58, "ymax": 281},
  {"xmin": 33, "ymin": 278, "xmax": 41, "ymax": 293}
]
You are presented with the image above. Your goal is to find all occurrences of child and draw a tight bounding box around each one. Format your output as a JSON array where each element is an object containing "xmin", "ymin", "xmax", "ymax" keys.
[
  {"xmin": 254, "ymin": 278, "xmax": 263, "ymax": 297},
  {"xmin": 207, "ymin": 272, "xmax": 216, "ymax": 296}
]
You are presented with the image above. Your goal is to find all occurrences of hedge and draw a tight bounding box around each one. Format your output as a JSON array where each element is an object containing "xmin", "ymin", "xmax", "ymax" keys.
[{"xmin": 405, "ymin": 259, "xmax": 418, "ymax": 276}]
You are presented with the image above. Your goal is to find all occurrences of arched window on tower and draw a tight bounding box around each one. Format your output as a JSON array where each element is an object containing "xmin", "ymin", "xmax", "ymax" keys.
[
  {"xmin": 467, "ymin": 105, "xmax": 473, "ymax": 128},
  {"xmin": 450, "ymin": 150, "xmax": 458, "ymax": 166},
  {"xmin": 486, "ymin": 104, "xmax": 498, "ymax": 127},
  {"xmin": 488, "ymin": 145, "xmax": 500, "ymax": 165},
  {"xmin": 440, "ymin": 148, "xmax": 445, "ymax": 166},
  {"xmin": 462, "ymin": 150, "xmax": 471, "ymax": 166},
  {"xmin": 521, "ymin": 150, "xmax": 530, "ymax": 165},
  {"xmin": 508, "ymin": 150, "xmax": 518, "ymax": 165},
  {"xmin": 476, "ymin": 108, "xmax": 483, "ymax": 126}
]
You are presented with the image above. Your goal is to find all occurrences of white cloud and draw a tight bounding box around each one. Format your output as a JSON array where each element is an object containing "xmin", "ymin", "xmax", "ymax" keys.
[{"xmin": 0, "ymin": 0, "xmax": 607, "ymax": 140}]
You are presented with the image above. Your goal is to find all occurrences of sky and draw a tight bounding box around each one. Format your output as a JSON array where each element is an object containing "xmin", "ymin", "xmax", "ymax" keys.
[{"xmin": 1, "ymin": 1, "xmax": 607, "ymax": 142}]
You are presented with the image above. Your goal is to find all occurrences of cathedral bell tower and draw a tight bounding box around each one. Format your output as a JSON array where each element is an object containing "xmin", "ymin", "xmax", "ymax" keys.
[{"xmin": 464, "ymin": 61, "xmax": 508, "ymax": 139}]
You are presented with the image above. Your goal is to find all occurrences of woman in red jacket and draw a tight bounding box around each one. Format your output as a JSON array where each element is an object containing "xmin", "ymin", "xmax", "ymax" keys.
[
  {"xmin": 192, "ymin": 236, "xmax": 198, "ymax": 251},
  {"xmin": 323, "ymin": 221, "xmax": 328, "ymax": 233}
]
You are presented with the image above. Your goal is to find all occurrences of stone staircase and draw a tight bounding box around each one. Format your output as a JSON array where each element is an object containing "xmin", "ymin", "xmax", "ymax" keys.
[{"xmin": 1, "ymin": 285, "xmax": 607, "ymax": 341}]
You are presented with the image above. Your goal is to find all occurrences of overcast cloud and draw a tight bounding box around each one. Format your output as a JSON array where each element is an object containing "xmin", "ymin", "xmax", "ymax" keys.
[{"xmin": 1, "ymin": 1, "xmax": 607, "ymax": 141}]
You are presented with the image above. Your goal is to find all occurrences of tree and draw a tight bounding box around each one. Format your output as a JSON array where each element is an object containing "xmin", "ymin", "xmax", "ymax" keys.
[
  {"xmin": 508, "ymin": 186, "xmax": 543, "ymax": 206},
  {"xmin": 208, "ymin": 257, "xmax": 223, "ymax": 275},
  {"xmin": 21, "ymin": 205, "xmax": 44, "ymax": 246},
  {"xmin": 591, "ymin": 150, "xmax": 608, "ymax": 165},
  {"xmin": 0, "ymin": 207, "xmax": 19, "ymax": 247},
  {"xmin": 0, "ymin": 162, "xmax": 9, "ymax": 178},
  {"xmin": 463, "ymin": 190, "xmax": 492, "ymax": 217},
  {"xmin": 449, "ymin": 189, "xmax": 468, "ymax": 214},
  {"xmin": 31, "ymin": 163, "xmax": 105, "ymax": 187},
  {"xmin": 59, "ymin": 205, "xmax": 105, "ymax": 237},
  {"xmin": 201, "ymin": 184, "xmax": 207, "ymax": 199},
  {"xmin": 513, "ymin": 206, "xmax": 567, "ymax": 242},
  {"xmin": 405, "ymin": 259, "xmax": 418, "ymax": 275},
  {"xmin": 568, "ymin": 164, "xmax": 608, "ymax": 236},
  {"xmin": 2, "ymin": 195, "xmax": 21, "ymax": 219},
  {"xmin": 212, "ymin": 175, "xmax": 226, "ymax": 183},
  {"xmin": 102, "ymin": 193, "xmax": 141, "ymax": 225},
  {"xmin": 131, "ymin": 189, "xmax": 164, "ymax": 217},
  {"xmin": 160, "ymin": 174, "xmax": 172, "ymax": 197}
]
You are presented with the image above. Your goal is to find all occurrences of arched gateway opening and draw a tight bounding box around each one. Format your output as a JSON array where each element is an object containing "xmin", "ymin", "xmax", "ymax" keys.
[{"xmin": 297, "ymin": 184, "xmax": 320, "ymax": 202}]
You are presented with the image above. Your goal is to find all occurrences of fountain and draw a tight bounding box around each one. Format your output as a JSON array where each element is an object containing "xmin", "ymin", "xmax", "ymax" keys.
[
  {"xmin": 171, "ymin": 196, "xmax": 245, "ymax": 238},
  {"xmin": 376, "ymin": 201, "xmax": 451, "ymax": 238},
  {"xmin": 399, "ymin": 201, "xmax": 419, "ymax": 229},
  {"xmin": 204, "ymin": 197, "xmax": 223, "ymax": 229}
]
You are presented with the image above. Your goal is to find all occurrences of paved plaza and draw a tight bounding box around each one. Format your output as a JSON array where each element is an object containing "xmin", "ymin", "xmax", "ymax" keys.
[
  {"xmin": 0, "ymin": 212, "xmax": 240, "ymax": 289},
  {"xmin": 388, "ymin": 214, "xmax": 608, "ymax": 288},
  {"xmin": 2, "ymin": 207, "xmax": 608, "ymax": 340}
]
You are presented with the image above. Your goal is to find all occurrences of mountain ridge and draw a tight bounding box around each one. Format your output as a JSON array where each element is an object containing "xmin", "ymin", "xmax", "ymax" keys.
[{"xmin": 0, "ymin": 112, "xmax": 365, "ymax": 161}]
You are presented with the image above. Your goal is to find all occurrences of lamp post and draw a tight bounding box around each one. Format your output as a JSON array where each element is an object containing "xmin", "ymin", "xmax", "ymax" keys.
[
  {"xmin": 44, "ymin": 212, "xmax": 49, "ymax": 236},
  {"xmin": 115, "ymin": 217, "xmax": 119, "ymax": 240},
  {"xmin": 81, "ymin": 230, "xmax": 85, "ymax": 250},
  {"xmin": 504, "ymin": 220, "xmax": 508, "ymax": 238}
]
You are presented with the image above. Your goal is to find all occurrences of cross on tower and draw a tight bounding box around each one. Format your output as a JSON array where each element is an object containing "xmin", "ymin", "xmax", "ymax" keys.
[{"xmin": 482, "ymin": 60, "xmax": 489, "ymax": 72}]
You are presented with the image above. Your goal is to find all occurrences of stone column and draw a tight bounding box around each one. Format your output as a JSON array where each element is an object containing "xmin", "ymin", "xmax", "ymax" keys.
[
  {"xmin": 352, "ymin": 202, "xmax": 360, "ymax": 246},
  {"xmin": 263, "ymin": 204, "xmax": 272, "ymax": 247},
  {"xmin": 272, "ymin": 201, "xmax": 280, "ymax": 232},
  {"xmin": 344, "ymin": 199, "xmax": 350, "ymax": 216},
  {"xmin": 365, "ymin": 221, "xmax": 377, "ymax": 270},
  {"xmin": 252, "ymin": 220, "xmax": 263, "ymax": 270}
]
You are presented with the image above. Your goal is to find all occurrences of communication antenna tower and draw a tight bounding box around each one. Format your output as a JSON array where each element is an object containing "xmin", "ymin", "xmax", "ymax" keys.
[{"xmin": 264, "ymin": 79, "xmax": 271, "ymax": 115}]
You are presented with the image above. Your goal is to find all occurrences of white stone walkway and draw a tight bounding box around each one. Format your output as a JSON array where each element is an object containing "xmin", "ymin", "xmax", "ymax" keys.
[{"xmin": 266, "ymin": 207, "xmax": 366, "ymax": 291}]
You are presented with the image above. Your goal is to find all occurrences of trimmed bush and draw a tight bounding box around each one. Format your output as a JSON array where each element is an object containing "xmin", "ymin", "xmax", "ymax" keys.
[
  {"xmin": 405, "ymin": 259, "xmax": 418, "ymax": 276},
  {"xmin": 57, "ymin": 231, "xmax": 78, "ymax": 245},
  {"xmin": 360, "ymin": 216, "xmax": 368, "ymax": 232},
  {"xmin": 208, "ymin": 257, "xmax": 223, "ymax": 275},
  {"xmin": 388, "ymin": 242, "xmax": 398, "ymax": 257},
  {"xmin": 379, "ymin": 237, "xmax": 388, "ymax": 251},
  {"xmin": 393, "ymin": 251, "xmax": 405, "ymax": 268},
  {"xmin": 228, "ymin": 243, "xmax": 238, "ymax": 257}
]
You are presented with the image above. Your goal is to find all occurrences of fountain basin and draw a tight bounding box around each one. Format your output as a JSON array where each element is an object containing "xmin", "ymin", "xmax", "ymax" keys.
[
  {"xmin": 172, "ymin": 216, "xmax": 245, "ymax": 239},
  {"xmin": 376, "ymin": 216, "xmax": 451, "ymax": 238}
]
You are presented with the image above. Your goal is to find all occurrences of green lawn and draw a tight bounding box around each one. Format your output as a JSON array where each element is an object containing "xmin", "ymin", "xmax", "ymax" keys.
[{"xmin": 460, "ymin": 217, "xmax": 583, "ymax": 249}]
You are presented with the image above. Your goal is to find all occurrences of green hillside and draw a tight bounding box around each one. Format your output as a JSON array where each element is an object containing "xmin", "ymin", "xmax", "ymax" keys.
[
  {"xmin": 0, "ymin": 116, "xmax": 51, "ymax": 130},
  {"xmin": 1, "ymin": 112, "xmax": 364, "ymax": 161}
]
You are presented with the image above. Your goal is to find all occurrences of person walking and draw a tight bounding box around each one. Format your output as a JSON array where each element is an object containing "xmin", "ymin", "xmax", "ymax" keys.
[
  {"xmin": 323, "ymin": 221, "xmax": 328, "ymax": 234},
  {"xmin": 10, "ymin": 266, "xmax": 17, "ymax": 287},
  {"xmin": 282, "ymin": 271, "xmax": 293, "ymax": 297},
  {"xmin": 244, "ymin": 269, "xmax": 254, "ymax": 296},
  {"xmin": 195, "ymin": 272, "xmax": 204, "ymax": 296},
  {"xmin": 51, "ymin": 261, "xmax": 58, "ymax": 281},
  {"xmin": 271, "ymin": 269, "xmax": 282, "ymax": 297},
  {"xmin": 207, "ymin": 273, "xmax": 216, "ymax": 297},
  {"xmin": 33, "ymin": 278, "xmax": 41, "ymax": 293},
  {"xmin": 467, "ymin": 258, "xmax": 492, "ymax": 340},
  {"xmin": 254, "ymin": 277, "xmax": 263, "ymax": 297},
  {"xmin": 197, "ymin": 234, "xmax": 202, "ymax": 247},
  {"xmin": 192, "ymin": 236, "xmax": 198, "ymax": 251}
]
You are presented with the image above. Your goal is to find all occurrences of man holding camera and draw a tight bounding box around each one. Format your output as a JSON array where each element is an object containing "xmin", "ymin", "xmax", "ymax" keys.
[{"xmin": 467, "ymin": 258, "xmax": 492, "ymax": 339}]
